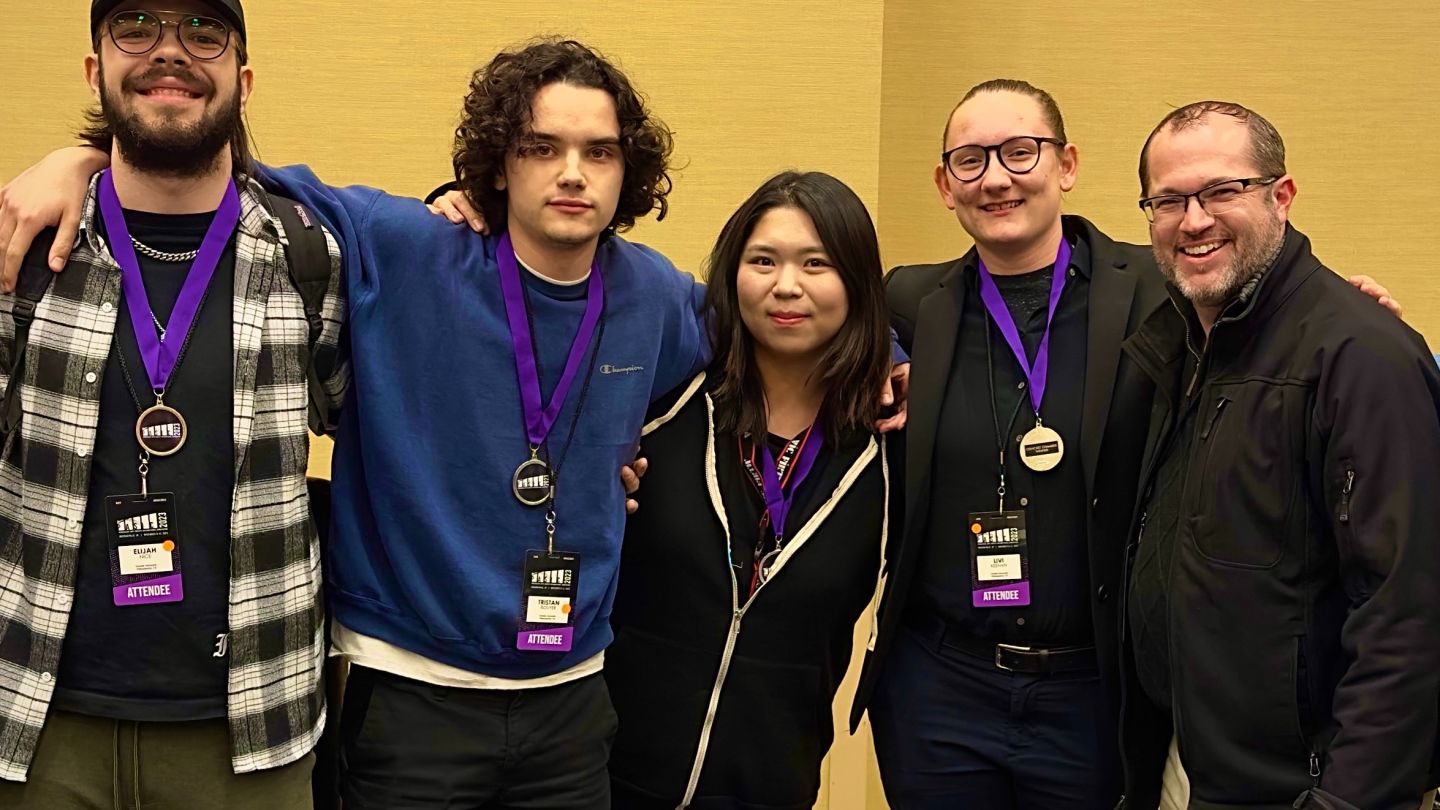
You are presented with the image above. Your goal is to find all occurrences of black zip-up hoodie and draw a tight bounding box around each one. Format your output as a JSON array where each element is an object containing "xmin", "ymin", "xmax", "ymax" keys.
[
  {"xmin": 1118, "ymin": 225, "xmax": 1440, "ymax": 810},
  {"xmin": 605, "ymin": 372, "xmax": 898, "ymax": 809}
]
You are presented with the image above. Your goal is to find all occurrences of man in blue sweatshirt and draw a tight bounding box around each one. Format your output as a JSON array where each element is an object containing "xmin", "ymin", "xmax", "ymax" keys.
[{"xmin": 258, "ymin": 41, "xmax": 708, "ymax": 809}]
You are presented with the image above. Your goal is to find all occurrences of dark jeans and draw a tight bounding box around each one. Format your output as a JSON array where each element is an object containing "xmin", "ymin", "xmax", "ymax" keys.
[
  {"xmin": 339, "ymin": 665, "xmax": 616, "ymax": 810},
  {"xmin": 869, "ymin": 621, "xmax": 1122, "ymax": 810},
  {"xmin": 0, "ymin": 710, "xmax": 314, "ymax": 809}
]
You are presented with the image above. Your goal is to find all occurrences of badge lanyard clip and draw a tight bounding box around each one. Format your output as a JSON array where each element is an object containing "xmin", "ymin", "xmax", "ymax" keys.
[
  {"xmin": 138, "ymin": 452, "xmax": 151, "ymax": 498},
  {"xmin": 545, "ymin": 504, "xmax": 557, "ymax": 556},
  {"xmin": 997, "ymin": 451, "xmax": 1007, "ymax": 512}
]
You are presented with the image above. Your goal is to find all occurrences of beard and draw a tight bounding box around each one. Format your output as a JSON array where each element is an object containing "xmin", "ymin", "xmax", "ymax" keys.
[
  {"xmin": 100, "ymin": 65, "xmax": 240, "ymax": 179},
  {"xmin": 1155, "ymin": 204, "xmax": 1286, "ymax": 309}
]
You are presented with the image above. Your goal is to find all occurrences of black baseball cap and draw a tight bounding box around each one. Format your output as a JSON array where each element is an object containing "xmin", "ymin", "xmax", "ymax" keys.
[{"xmin": 91, "ymin": 0, "xmax": 247, "ymax": 45}]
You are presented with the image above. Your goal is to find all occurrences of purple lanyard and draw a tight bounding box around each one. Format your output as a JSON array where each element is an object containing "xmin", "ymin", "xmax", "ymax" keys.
[
  {"xmin": 97, "ymin": 170, "xmax": 240, "ymax": 394},
  {"xmin": 976, "ymin": 238, "xmax": 1072, "ymax": 415},
  {"xmin": 496, "ymin": 233, "xmax": 605, "ymax": 449},
  {"xmin": 756, "ymin": 424, "xmax": 824, "ymax": 539}
]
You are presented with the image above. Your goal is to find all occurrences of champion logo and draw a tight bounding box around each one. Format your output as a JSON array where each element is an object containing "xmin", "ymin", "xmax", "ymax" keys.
[
  {"xmin": 531, "ymin": 569, "xmax": 572, "ymax": 587},
  {"xmin": 116, "ymin": 511, "xmax": 169, "ymax": 533},
  {"xmin": 600, "ymin": 364, "xmax": 644, "ymax": 375},
  {"xmin": 516, "ymin": 473, "xmax": 550, "ymax": 490},
  {"xmin": 141, "ymin": 422, "xmax": 183, "ymax": 440}
]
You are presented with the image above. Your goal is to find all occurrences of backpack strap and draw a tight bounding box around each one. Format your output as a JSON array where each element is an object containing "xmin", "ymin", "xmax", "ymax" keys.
[
  {"xmin": 1, "ymin": 229, "xmax": 60, "ymax": 438},
  {"xmin": 256, "ymin": 189, "xmax": 338, "ymax": 434}
]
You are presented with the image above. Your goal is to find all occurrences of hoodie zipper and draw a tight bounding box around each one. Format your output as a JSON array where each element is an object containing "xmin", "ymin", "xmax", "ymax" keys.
[
  {"xmin": 677, "ymin": 601, "xmax": 744, "ymax": 810},
  {"xmin": 676, "ymin": 398, "xmax": 878, "ymax": 809}
]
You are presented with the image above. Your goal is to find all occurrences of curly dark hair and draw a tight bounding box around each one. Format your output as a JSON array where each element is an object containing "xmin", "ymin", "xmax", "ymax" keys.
[{"xmin": 453, "ymin": 39, "xmax": 674, "ymax": 234}]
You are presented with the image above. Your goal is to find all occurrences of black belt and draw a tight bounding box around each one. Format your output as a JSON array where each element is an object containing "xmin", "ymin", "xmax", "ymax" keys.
[{"xmin": 908, "ymin": 612, "xmax": 1097, "ymax": 675}]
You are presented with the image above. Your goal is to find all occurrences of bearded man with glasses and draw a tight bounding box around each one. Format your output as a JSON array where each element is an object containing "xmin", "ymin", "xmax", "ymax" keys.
[
  {"xmin": 1121, "ymin": 100, "xmax": 1440, "ymax": 810},
  {"xmin": 0, "ymin": 1, "xmax": 346, "ymax": 807}
]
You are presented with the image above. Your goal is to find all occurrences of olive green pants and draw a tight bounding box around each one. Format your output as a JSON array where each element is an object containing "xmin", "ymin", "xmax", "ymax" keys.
[{"xmin": 0, "ymin": 710, "xmax": 314, "ymax": 810}]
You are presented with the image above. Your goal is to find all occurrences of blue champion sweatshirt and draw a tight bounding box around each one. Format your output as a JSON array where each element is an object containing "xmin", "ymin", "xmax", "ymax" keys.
[{"xmin": 257, "ymin": 165, "xmax": 707, "ymax": 678}]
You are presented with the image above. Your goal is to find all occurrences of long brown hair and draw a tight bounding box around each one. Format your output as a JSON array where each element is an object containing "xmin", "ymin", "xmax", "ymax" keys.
[{"xmin": 705, "ymin": 171, "xmax": 892, "ymax": 441}]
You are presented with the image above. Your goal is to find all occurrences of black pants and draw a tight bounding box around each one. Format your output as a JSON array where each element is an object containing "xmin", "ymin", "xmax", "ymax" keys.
[
  {"xmin": 339, "ymin": 665, "xmax": 616, "ymax": 810},
  {"xmin": 869, "ymin": 622, "xmax": 1122, "ymax": 810}
]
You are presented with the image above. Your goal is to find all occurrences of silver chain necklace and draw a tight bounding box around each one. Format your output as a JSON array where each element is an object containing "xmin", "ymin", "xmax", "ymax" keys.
[
  {"xmin": 131, "ymin": 236, "xmax": 199, "ymax": 263},
  {"xmin": 126, "ymin": 237, "xmax": 176, "ymax": 338}
]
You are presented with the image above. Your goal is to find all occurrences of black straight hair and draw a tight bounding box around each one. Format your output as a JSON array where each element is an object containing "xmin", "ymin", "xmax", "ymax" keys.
[{"xmin": 705, "ymin": 171, "xmax": 892, "ymax": 441}]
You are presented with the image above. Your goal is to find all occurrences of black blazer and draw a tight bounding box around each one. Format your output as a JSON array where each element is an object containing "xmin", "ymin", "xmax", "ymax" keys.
[{"xmin": 850, "ymin": 215, "xmax": 1168, "ymax": 733}]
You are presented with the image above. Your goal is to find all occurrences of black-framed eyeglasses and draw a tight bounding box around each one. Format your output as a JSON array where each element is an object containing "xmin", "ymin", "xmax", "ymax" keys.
[
  {"xmin": 941, "ymin": 136, "xmax": 1066, "ymax": 183},
  {"xmin": 1138, "ymin": 176, "xmax": 1279, "ymax": 224},
  {"xmin": 106, "ymin": 10, "xmax": 232, "ymax": 61}
]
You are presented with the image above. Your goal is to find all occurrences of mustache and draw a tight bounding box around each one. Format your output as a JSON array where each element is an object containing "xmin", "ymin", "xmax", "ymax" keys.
[{"xmin": 120, "ymin": 66, "xmax": 214, "ymax": 96}]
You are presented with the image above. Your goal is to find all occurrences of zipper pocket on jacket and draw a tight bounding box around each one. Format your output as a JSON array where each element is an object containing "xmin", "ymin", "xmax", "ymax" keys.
[
  {"xmin": 1338, "ymin": 466, "xmax": 1355, "ymax": 524},
  {"xmin": 1199, "ymin": 395, "xmax": 1230, "ymax": 441}
]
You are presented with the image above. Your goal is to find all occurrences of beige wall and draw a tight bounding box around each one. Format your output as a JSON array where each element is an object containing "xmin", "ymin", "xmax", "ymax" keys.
[
  {"xmin": 4, "ymin": 4, "xmax": 1438, "ymax": 810},
  {"xmin": 879, "ymin": 1, "xmax": 1440, "ymax": 346},
  {"xmin": 2, "ymin": 0, "xmax": 886, "ymax": 277}
]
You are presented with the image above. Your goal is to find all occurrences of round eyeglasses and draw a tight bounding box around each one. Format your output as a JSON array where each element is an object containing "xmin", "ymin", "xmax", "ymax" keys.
[
  {"xmin": 1137, "ymin": 177, "xmax": 1279, "ymax": 224},
  {"xmin": 106, "ymin": 10, "xmax": 232, "ymax": 61},
  {"xmin": 941, "ymin": 136, "xmax": 1066, "ymax": 183}
]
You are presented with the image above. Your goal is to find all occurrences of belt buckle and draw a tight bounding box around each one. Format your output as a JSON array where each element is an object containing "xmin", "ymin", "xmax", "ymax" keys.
[{"xmin": 994, "ymin": 643, "xmax": 1032, "ymax": 672}]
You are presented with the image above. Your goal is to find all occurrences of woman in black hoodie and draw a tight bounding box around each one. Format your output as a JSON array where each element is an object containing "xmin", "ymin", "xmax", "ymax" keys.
[{"xmin": 606, "ymin": 171, "xmax": 899, "ymax": 809}]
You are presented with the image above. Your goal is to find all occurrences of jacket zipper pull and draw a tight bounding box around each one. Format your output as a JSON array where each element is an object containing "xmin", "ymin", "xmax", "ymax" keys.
[
  {"xmin": 1200, "ymin": 396, "xmax": 1230, "ymax": 441},
  {"xmin": 1309, "ymin": 749, "xmax": 1321, "ymax": 786},
  {"xmin": 1339, "ymin": 469, "xmax": 1355, "ymax": 524}
]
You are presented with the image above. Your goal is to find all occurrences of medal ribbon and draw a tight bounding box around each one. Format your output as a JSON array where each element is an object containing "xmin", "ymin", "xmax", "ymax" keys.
[
  {"xmin": 976, "ymin": 237, "xmax": 1071, "ymax": 415},
  {"xmin": 741, "ymin": 423, "xmax": 824, "ymax": 541},
  {"xmin": 497, "ymin": 233, "xmax": 605, "ymax": 449},
  {"xmin": 97, "ymin": 170, "xmax": 240, "ymax": 394}
]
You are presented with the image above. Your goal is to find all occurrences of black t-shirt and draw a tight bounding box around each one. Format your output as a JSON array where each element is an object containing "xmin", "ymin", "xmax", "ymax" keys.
[
  {"xmin": 914, "ymin": 232, "xmax": 1094, "ymax": 646},
  {"xmin": 53, "ymin": 208, "xmax": 236, "ymax": 721},
  {"xmin": 989, "ymin": 265, "xmax": 1056, "ymax": 359}
]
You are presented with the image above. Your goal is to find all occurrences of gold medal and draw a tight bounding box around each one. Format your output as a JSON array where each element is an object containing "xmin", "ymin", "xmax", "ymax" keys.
[{"xmin": 1019, "ymin": 423, "xmax": 1064, "ymax": 472}]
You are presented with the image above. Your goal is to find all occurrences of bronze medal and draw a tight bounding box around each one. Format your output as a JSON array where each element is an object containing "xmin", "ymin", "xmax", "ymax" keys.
[{"xmin": 136, "ymin": 403, "xmax": 187, "ymax": 456}]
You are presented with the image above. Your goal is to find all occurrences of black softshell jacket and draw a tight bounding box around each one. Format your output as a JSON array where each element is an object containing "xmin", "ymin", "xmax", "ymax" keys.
[{"xmin": 1118, "ymin": 225, "xmax": 1440, "ymax": 810}]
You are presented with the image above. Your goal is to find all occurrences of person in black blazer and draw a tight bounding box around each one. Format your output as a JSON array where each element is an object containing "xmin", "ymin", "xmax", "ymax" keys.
[{"xmin": 850, "ymin": 79, "xmax": 1168, "ymax": 810}]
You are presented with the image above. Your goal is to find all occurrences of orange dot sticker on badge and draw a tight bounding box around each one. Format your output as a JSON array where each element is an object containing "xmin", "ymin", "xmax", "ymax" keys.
[
  {"xmin": 562, "ymin": 603, "xmax": 572, "ymax": 614},
  {"xmin": 162, "ymin": 539, "xmax": 175, "ymax": 552},
  {"xmin": 971, "ymin": 523, "xmax": 982, "ymax": 534}
]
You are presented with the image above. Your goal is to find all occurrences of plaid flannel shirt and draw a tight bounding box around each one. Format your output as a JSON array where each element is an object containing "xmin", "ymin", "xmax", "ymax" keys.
[{"xmin": 0, "ymin": 174, "xmax": 347, "ymax": 781}]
